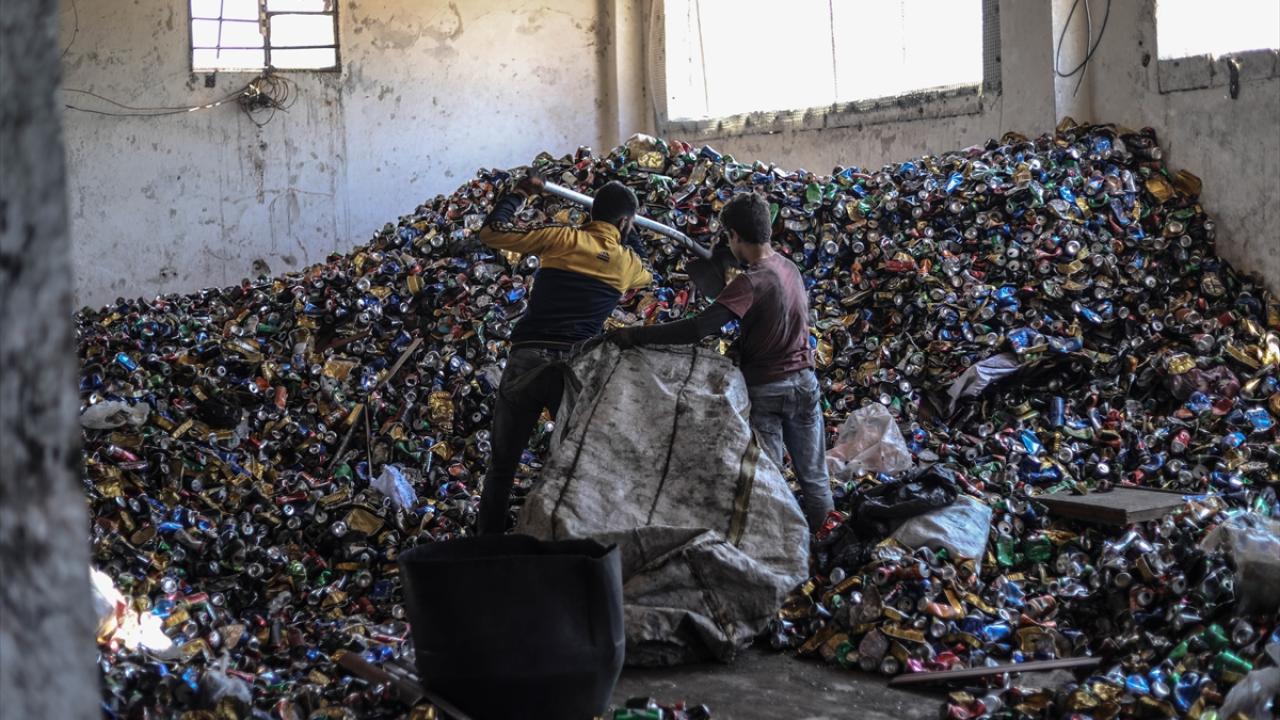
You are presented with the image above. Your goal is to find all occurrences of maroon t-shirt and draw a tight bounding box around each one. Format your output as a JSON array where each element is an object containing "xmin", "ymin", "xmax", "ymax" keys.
[{"xmin": 713, "ymin": 253, "xmax": 814, "ymax": 385}]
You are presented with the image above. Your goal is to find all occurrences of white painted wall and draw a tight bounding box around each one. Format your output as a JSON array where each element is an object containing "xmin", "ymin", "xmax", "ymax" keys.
[
  {"xmin": 62, "ymin": 0, "xmax": 1278, "ymax": 305},
  {"xmin": 61, "ymin": 0, "xmax": 607, "ymax": 307}
]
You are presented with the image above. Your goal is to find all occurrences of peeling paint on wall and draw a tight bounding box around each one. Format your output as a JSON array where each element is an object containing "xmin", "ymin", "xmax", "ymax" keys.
[
  {"xmin": 61, "ymin": 0, "xmax": 1277, "ymax": 306},
  {"xmin": 62, "ymin": 0, "xmax": 603, "ymax": 307}
]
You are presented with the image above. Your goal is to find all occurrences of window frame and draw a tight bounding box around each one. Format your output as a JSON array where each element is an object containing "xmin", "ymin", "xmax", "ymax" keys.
[
  {"xmin": 653, "ymin": 0, "xmax": 1002, "ymax": 141},
  {"xmin": 188, "ymin": 1, "xmax": 341, "ymax": 75},
  {"xmin": 1152, "ymin": 0, "xmax": 1280, "ymax": 95},
  {"xmin": 1157, "ymin": 48, "xmax": 1279, "ymax": 94}
]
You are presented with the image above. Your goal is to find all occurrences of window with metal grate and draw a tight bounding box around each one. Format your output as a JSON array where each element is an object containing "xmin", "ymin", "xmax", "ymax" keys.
[{"xmin": 190, "ymin": 0, "xmax": 338, "ymax": 73}]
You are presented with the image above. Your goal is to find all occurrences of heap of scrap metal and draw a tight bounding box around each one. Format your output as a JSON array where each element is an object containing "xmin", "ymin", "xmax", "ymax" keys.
[{"xmin": 78, "ymin": 121, "xmax": 1278, "ymax": 719}]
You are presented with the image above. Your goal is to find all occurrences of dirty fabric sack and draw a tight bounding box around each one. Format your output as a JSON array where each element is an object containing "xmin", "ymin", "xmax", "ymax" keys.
[{"xmin": 517, "ymin": 344, "xmax": 810, "ymax": 666}]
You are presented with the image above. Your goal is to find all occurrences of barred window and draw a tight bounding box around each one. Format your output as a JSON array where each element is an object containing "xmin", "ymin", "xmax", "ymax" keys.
[
  {"xmin": 190, "ymin": 0, "xmax": 338, "ymax": 72},
  {"xmin": 663, "ymin": 0, "xmax": 987, "ymax": 122}
]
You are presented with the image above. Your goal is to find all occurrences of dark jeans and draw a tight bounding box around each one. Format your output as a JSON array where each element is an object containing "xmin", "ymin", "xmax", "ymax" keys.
[
  {"xmin": 477, "ymin": 345, "xmax": 571, "ymax": 534},
  {"xmin": 748, "ymin": 368, "xmax": 835, "ymax": 532}
]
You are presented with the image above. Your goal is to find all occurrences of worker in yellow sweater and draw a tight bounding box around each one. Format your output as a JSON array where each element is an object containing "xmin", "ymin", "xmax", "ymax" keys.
[{"xmin": 474, "ymin": 173, "xmax": 652, "ymax": 533}]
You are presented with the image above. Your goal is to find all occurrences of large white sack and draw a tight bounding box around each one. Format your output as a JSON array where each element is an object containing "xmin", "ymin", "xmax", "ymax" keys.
[{"xmin": 517, "ymin": 344, "xmax": 809, "ymax": 666}]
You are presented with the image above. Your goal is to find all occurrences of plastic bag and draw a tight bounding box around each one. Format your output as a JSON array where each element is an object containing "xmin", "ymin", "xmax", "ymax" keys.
[
  {"xmin": 1200, "ymin": 512, "xmax": 1280, "ymax": 615},
  {"xmin": 372, "ymin": 464, "xmax": 418, "ymax": 511},
  {"xmin": 81, "ymin": 400, "xmax": 149, "ymax": 429},
  {"xmin": 1218, "ymin": 643, "xmax": 1279, "ymax": 720},
  {"xmin": 91, "ymin": 566, "xmax": 177, "ymax": 656},
  {"xmin": 1166, "ymin": 365, "xmax": 1240, "ymax": 401},
  {"xmin": 890, "ymin": 495, "xmax": 993, "ymax": 571},
  {"xmin": 92, "ymin": 566, "xmax": 126, "ymax": 641},
  {"xmin": 946, "ymin": 353, "xmax": 1021, "ymax": 414},
  {"xmin": 825, "ymin": 403, "xmax": 914, "ymax": 481},
  {"xmin": 198, "ymin": 656, "xmax": 252, "ymax": 714},
  {"xmin": 852, "ymin": 465, "xmax": 961, "ymax": 525}
]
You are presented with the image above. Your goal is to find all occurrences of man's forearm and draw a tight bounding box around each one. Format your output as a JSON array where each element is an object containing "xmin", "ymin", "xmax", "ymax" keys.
[{"xmin": 626, "ymin": 303, "xmax": 736, "ymax": 346}]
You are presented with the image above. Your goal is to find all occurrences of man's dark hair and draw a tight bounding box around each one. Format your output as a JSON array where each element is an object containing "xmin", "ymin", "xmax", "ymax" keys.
[
  {"xmin": 720, "ymin": 192, "xmax": 772, "ymax": 244},
  {"xmin": 591, "ymin": 181, "xmax": 639, "ymax": 224}
]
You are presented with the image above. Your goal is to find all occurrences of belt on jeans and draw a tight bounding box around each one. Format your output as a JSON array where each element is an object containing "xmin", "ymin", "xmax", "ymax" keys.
[
  {"xmin": 749, "ymin": 367, "xmax": 813, "ymax": 386},
  {"xmin": 509, "ymin": 340, "xmax": 576, "ymax": 352}
]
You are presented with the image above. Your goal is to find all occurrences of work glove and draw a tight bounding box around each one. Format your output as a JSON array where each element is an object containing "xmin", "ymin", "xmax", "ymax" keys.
[
  {"xmin": 622, "ymin": 225, "xmax": 646, "ymax": 257},
  {"xmin": 514, "ymin": 170, "xmax": 546, "ymax": 197}
]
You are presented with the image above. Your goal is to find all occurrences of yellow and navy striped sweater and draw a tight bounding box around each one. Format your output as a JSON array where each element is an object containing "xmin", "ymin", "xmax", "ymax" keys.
[{"xmin": 477, "ymin": 193, "xmax": 652, "ymax": 344}]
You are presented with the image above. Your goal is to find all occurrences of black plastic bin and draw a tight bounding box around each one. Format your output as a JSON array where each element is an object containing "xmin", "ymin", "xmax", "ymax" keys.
[{"xmin": 397, "ymin": 534, "xmax": 624, "ymax": 720}]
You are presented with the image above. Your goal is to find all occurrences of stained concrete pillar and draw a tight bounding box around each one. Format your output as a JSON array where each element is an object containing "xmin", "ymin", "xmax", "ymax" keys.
[
  {"xmin": 0, "ymin": 0, "xmax": 99, "ymax": 717},
  {"xmin": 598, "ymin": 0, "xmax": 656, "ymax": 149},
  {"xmin": 999, "ymin": 0, "xmax": 1060, "ymax": 135},
  {"xmin": 1051, "ymin": 0, "xmax": 1098, "ymax": 123}
]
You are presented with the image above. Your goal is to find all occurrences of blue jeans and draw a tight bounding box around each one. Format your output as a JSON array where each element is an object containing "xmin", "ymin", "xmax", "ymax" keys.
[{"xmin": 748, "ymin": 369, "xmax": 834, "ymax": 532}]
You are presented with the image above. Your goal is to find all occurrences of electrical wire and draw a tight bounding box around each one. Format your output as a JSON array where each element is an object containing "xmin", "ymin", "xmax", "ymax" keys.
[
  {"xmin": 61, "ymin": 0, "xmax": 79, "ymax": 59},
  {"xmin": 63, "ymin": 73, "xmax": 298, "ymax": 127},
  {"xmin": 237, "ymin": 73, "xmax": 298, "ymax": 127},
  {"xmin": 63, "ymin": 87, "xmax": 252, "ymax": 117},
  {"xmin": 63, "ymin": 87, "xmax": 244, "ymax": 112},
  {"xmin": 62, "ymin": 104, "xmax": 226, "ymax": 117},
  {"xmin": 694, "ymin": 0, "xmax": 710, "ymax": 119},
  {"xmin": 1054, "ymin": 0, "xmax": 1112, "ymax": 98}
]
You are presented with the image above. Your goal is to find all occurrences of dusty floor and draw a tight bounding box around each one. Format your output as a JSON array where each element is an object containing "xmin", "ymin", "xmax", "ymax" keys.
[{"xmin": 612, "ymin": 646, "xmax": 942, "ymax": 720}]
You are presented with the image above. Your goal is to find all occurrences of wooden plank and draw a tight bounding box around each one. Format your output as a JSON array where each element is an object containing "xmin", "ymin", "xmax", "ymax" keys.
[
  {"xmin": 336, "ymin": 651, "xmax": 476, "ymax": 720},
  {"xmin": 888, "ymin": 657, "xmax": 1102, "ymax": 687},
  {"xmin": 1037, "ymin": 486, "xmax": 1191, "ymax": 525},
  {"xmin": 377, "ymin": 336, "xmax": 423, "ymax": 389},
  {"xmin": 336, "ymin": 650, "xmax": 425, "ymax": 707}
]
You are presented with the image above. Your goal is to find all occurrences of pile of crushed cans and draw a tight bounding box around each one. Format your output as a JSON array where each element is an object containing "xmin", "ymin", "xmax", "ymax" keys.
[{"xmin": 78, "ymin": 120, "xmax": 1277, "ymax": 719}]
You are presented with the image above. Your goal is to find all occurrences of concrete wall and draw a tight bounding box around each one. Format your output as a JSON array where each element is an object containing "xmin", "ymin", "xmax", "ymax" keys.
[
  {"xmin": 61, "ymin": 0, "xmax": 609, "ymax": 307},
  {"xmin": 1079, "ymin": 0, "xmax": 1280, "ymax": 295},
  {"xmin": 62, "ymin": 0, "xmax": 1278, "ymax": 305},
  {"xmin": 675, "ymin": 0, "xmax": 1278, "ymax": 295}
]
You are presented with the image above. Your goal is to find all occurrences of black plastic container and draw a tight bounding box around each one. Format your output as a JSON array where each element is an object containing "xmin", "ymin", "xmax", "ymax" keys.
[{"xmin": 398, "ymin": 534, "xmax": 624, "ymax": 720}]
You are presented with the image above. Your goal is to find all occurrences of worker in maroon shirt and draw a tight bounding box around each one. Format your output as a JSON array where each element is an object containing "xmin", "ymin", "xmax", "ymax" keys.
[{"xmin": 606, "ymin": 192, "xmax": 835, "ymax": 533}]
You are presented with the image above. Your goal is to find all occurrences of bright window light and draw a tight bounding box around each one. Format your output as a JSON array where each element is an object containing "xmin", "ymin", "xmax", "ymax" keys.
[
  {"xmin": 664, "ymin": 0, "xmax": 984, "ymax": 122},
  {"xmin": 1157, "ymin": 0, "xmax": 1280, "ymax": 59},
  {"xmin": 190, "ymin": 0, "xmax": 338, "ymax": 72}
]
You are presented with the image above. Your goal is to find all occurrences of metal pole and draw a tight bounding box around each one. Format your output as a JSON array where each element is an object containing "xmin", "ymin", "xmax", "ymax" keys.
[{"xmin": 542, "ymin": 181, "xmax": 712, "ymax": 260}]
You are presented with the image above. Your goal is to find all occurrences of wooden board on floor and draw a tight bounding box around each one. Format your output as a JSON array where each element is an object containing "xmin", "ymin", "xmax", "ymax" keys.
[
  {"xmin": 888, "ymin": 657, "xmax": 1102, "ymax": 687},
  {"xmin": 1037, "ymin": 486, "xmax": 1191, "ymax": 525}
]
